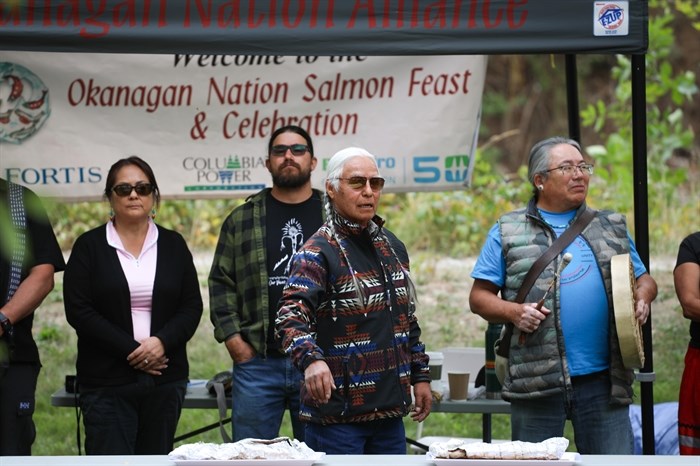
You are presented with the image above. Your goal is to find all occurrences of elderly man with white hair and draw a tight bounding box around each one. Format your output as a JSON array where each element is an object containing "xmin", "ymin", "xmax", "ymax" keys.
[{"xmin": 276, "ymin": 147, "xmax": 432, "ymax": 455}]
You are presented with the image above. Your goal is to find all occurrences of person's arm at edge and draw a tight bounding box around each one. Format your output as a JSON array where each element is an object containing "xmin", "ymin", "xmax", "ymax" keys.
[
  {"xmin": 634, "ymin": 273, "xmax": 657, "ymax": 325},
  {"xmin": 675, "ymin": 262, "xmax": 700, "ymax": 321},
  {"xmin": 0, "ymin": 263, "xmax": 54, "ymax": 331}
]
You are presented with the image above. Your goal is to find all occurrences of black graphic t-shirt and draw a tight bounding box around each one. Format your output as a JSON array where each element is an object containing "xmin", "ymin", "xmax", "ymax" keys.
[{"xmin": 265, "ymin": 191, "xmax": 323, "ymax": 354}]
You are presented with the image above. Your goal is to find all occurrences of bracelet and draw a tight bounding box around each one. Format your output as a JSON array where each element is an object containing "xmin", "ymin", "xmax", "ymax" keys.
[{"xmin": 0, "ymin": 312, "xmax": 14, "ymax": 341}]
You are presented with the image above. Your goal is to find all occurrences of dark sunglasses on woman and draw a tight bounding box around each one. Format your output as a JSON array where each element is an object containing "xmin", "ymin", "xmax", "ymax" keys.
[{"xmin": 112, "ymin": 183, "xmax": 154, "ymax": 197}]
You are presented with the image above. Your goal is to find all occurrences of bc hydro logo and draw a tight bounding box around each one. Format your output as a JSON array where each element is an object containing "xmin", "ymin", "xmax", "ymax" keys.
[{"xmin": 413, "ymin": 154, "xmax": 471, "ymax": 185}]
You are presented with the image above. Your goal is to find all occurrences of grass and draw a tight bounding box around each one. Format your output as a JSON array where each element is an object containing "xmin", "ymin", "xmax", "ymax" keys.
[{"xmin": 29, "ymin": 250, "xmax": 685, "ymax": 455}]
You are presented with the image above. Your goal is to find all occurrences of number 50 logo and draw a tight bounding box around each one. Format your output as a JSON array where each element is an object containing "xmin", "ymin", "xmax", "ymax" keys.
[{"xmin": 413, "ymin": 155, "xmax": 471, "ymax": 184}]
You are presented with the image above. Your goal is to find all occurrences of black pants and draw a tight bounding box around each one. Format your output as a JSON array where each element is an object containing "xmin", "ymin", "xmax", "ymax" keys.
[
  {"xmin": 0, "ymin": 363, "xmax": 40, "ymax": 456},
  {"xmin": 79, "ymin": 374, "xmax": 186, "ymax": 455}
]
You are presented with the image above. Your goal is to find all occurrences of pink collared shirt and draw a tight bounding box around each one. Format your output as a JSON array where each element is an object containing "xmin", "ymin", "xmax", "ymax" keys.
[{"xmin": 106, "ymin": 219, "xmax": 159, "ymax": 343}]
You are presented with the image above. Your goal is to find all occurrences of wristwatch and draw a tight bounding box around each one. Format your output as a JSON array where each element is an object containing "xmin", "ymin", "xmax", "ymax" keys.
[{"xmin": 0, "ymin": 312, "xmax": 13, "ymax": 340}]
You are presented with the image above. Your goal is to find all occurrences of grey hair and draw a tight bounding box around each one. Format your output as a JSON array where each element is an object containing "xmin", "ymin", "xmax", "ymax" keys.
[
  {"xmin": 527, "ymin": 136, "xmax": 582, "ymax": 199},
  {"xmin": 325, "ymin": 147, "xmax": 380, "ymax": 191},
  {"xmin": 322, "ymin": 146, "xmax": 417, "ymax": 309}
]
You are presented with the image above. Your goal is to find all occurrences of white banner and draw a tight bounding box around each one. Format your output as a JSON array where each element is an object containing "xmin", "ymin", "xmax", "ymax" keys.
[{"xmin": 0, "ymin": 52, "xmax": 486, "ymax": 201}]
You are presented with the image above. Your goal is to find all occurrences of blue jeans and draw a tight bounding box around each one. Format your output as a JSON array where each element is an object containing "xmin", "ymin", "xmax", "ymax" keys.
[
  {"xmin": 304, "ymin": 417, "xmax": 406, "ymax": 454},
  {"xmin": 510, "ymin": 370, "xmax": 633, "ymax": 454},
  {"xmin": 231, "ymin": 354, "xmax": 304, "ymax": 441}
]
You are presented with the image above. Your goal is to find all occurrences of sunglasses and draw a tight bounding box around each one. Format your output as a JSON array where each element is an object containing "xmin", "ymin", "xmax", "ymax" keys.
[
  {"xmin": 270, "ymin": 144, "xmax": 310, "ymax": 157},
  {"xmin": 337, "ymin": 176, "xmax": 385, "ymax": 191},
  {"xmin": 112, "ymin": 183, "xmax": 155, "ymax": 197}
]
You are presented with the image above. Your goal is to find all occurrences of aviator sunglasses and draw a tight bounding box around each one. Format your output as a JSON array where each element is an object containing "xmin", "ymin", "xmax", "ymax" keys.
[
  {"xmin": 337, "ymin": 176, "xmax": 385, "ymax": 191},
  {"xmin": 112, "ymin": 183, "xmax": 155, "ymax": 197},
  {"xmin": 270, "ymin": 144, "xmax": 310, "ymax": 156}
]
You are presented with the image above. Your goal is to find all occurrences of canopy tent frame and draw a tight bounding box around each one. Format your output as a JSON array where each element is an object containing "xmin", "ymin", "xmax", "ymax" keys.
[{"xmin": 0, "ymin": 0, "xmax": 655, "ymax": 454}]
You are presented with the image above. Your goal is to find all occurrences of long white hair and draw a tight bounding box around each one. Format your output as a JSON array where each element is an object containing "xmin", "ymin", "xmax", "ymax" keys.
[
  {"xmin": 325, "ymin": 147, "xmax": 379, "ymax": 190},
  {"xmin": 323, "ymin": 146, "xmax": 417, "ymax": 308}
]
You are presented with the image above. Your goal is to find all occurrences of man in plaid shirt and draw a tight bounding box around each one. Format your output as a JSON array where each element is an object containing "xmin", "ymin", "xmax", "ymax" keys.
[{"xmin": 209, "ymin": 125, "xmax": 324, "ymax": 441}]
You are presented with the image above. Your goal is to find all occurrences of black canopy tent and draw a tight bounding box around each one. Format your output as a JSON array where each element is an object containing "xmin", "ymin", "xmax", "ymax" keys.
[{"xmin": 0, "ymin": 0, "xmax": 655, "ymax": 454}]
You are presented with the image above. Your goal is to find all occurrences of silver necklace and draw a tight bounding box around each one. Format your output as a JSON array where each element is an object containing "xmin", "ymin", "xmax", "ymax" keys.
[
  {"xmin": 544, "ymin": 219, "xmax": 572, "ymax": 229},
  {"xmin": 538, "ymin": 210, "xmax": 573, "ymax": 229}
]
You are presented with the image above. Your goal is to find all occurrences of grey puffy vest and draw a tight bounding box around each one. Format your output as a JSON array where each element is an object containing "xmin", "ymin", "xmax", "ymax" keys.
[{"xmin": 498, "ymin": 200, "xmax": 635, "ymax": 405}]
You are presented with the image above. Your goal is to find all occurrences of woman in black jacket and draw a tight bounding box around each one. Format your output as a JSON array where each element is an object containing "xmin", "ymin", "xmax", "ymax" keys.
[{"xmin": 64, "ymin": 156, "xmax": 202, "ymax": 455}]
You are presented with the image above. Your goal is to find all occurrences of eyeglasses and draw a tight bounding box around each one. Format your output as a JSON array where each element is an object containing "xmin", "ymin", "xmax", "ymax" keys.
[
  {"xmin": 336, "ymin": 176, "xmax": 385, "ymax": 191},
  {"xmin": 543, "ymin": 163, "xmax": 594, "ymax": 176},
  {"xmin": 270, "ymin": 144, "xmax": 310, "ymax": 157},
  {"xmin": 112, "ymin": 183, "xmax": 155, "ymax": 197}
]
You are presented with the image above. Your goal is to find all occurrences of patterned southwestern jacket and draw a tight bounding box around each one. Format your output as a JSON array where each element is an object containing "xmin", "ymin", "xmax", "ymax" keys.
[
  {"xmin": 276, "ymin": 212, "xmax": 430, "ymax": 425},
  {"xmin": 498, "ymin": 200, "xmax": 635, "ymax": 405}
]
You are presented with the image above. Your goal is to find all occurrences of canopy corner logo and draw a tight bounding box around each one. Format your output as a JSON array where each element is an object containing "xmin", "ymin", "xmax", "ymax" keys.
[
  {"xmin": 593, "ymin": 2, "xmax": 629, "ymax": 36},
  {"xmin": 0, "ymin": 62, "xmax": 51, "ymax": 144}
]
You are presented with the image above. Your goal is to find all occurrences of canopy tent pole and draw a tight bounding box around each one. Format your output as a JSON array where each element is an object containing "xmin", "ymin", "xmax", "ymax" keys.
[
  {"xmin": 631, "ymin": 53, "xmax": 655, "ymax": 455},
  {"xmin": 567, "ymin": 51, "xmax": 655, "ymax": 454},
  {"xmin": 565, "ymin": 55, "xmax": 581, "ymax": 143}
]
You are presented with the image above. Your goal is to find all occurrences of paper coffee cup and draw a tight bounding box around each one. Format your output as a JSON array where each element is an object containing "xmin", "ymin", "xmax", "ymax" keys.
[{"xmin": 448, "ymin": 371, "xmax": 470, "ymax": 401}]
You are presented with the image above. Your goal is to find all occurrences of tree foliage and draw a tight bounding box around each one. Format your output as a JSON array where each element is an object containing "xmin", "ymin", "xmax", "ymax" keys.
[{"xmin": 581, "ymin": 3, "xmax": 698, "ymax": 251}]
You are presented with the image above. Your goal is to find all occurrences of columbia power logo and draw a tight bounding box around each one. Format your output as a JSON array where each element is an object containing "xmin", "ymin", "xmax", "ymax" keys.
[{"xmin": 182, "ymin": 155, "xmax": 266, "ymax": 192}]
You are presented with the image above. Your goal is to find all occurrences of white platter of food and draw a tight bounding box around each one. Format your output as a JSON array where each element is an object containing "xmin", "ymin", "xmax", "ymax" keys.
[
  {"xmin": 171, "ymin": 454, "xmax": 325, "ymax": 466},
  {"xmin": 427, "ymin": 437, "xmax": 580, "ymax": 465},
  {"xmin": 427, "ymin": 452, "xmax": 580, "ymax": 466},
  {"xmin": 168, "ymin": 437, "xmax": 324, "ymax": 466}
]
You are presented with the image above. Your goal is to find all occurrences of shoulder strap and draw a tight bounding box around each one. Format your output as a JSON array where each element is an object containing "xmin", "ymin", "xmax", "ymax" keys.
[
  {"xmin": 496, "ymin": 207, "xmax": 597, "ymax": 360},
  {"xmin": 514, "ymin": 207, "xmax": 596, "ymax": 303},
  {"xmin": 5, "ymin": 181, "xmax": 27, "ymax": 305}
]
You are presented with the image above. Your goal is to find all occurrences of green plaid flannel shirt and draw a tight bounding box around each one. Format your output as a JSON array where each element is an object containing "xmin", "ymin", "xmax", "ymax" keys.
[{"xmin": 208, "ymin": 188, "xmax": 324, "ymax": 355}]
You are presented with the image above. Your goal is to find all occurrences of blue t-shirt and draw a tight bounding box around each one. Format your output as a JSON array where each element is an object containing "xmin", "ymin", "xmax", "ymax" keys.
[{"xmin": 471, "ymin": 208, "xmax": 647, "ymax": 376}]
